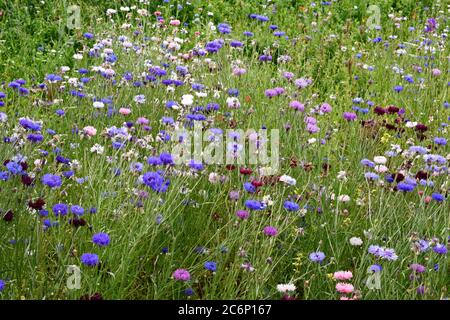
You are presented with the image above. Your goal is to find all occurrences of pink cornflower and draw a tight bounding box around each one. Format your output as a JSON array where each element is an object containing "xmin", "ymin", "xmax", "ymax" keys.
[
  {"xmin": 83, "ymin": 126, "xmax": 97, "ymax": 137},
  {"xmin": 289, "ymin": 100, "xmax": 305, "ymax": 112},
  {"xmin": 333, "ymin": 271, "xmax": 353, "ymax": 281},
  {"xmin": 119, "ymin": 108, "xmax": 131, "ymax": 115},
  {"xmin": 173, "ymin": 269, "xmax": 190, "ymax": 281},
  {"xmin": 136, "ymin": 117, "xmax": 149, "ymax": 125},
  {"xmin": 320, "ymin": 102, "xmax": 332, "ymax": 113},
  {"xmin": 336, "ymin": 283, "xmax": 354, "ymax": 294}
]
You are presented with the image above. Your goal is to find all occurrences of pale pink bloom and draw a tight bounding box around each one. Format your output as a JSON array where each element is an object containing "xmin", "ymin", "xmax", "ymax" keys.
[
  {"xmin": 137, "ymin": 117, "xmax": 149, "ymax": 125},
  {"xmin": 170, "ymin": 19, "xmax": 181, "ymax": 26},
  {"xmin": 431, "ymin": 68, "xmax": 441, "ymax": 76},
  {"xmin": 336, "ymin": 283, "xmax": 354, "ymax": 294},
  {"xmin": 424, "ymin": 196, "xmax": 432, "ymax": 204},
  {"xmin": 232, "ymin": 67, "xmax": 247, "ymax": 76},
  {"xmin": 340, "ymin": 296, "xmax": 351, "ymax": 300},
  {"xmin": 119, "ymin": 108, "xmax": 131, "ymax": 115},
  {"xmin": 333, "ymin": 271, "xmax": 353, "ymax": 281},
  {"xmin": 83, "ymin": 126, "xmax": 97, "ymax": 137}
]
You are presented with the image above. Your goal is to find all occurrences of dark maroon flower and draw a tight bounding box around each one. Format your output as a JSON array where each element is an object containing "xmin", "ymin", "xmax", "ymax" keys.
[
  {"xmin": 80, "ymin": 292, "xmax": 104, "ymax": 300},
  {"xmin": 3, "ymin": 210, "xmax": 13, "ymax": 222},
  {"xmin": 239, "ymin": 167, "xmax": 253, "ymax": 175},
  {"xmin": 21, "ymin": 175, "xmax": 34, "ymax": 186},
  {"xmin": 28, "ymin": 198, "xmax": 46, "ymax": 210},
  {"xmin": 387, "ymin": 105, "xmax": 399, "ymax": 114},
  {"xmin": 281, "ymin": 294, "xmax": 297, "ymax": 300},
  {"xmin": 374, "ymin": 106, "xmax": 387, "ymax": 115},
  {"xmin": 393, "ymin": 173, "xmax": 405, "ymax": 183},
  {"xmin": 385, "ymin": 123, "xmax": 396, "ymax": 130},
  {"xmin": 251, "ymin": 180, "xmax": 264, "ymax": 188},
  {"xmin": 415, "ymin": 171, "xmax": 428, "ymax": 180},
  {"xmin": 69, "ymin": 218, "xmax": 87, "ymax": 227},
  {"xmin": 415, "ymin": 124, "xmax": 428, "ymax": 132},
  {"xmin": 20, "ymin": 162, "xmax": 28, "ymax": 171}
]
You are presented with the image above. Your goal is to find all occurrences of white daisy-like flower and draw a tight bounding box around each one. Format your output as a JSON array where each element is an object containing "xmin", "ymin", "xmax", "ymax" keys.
[
  {"xmin": 277, "ymin": 283, "xmax": 296, "ymax": 293},
  {"xmin": 349, "ymin": 237, "xmax": 363, "ymax": 246}
]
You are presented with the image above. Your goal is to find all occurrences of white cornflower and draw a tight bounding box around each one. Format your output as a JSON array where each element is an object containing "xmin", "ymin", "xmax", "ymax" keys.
[
  {"xmin": 277, "ymin": 283, "xmax": 296, "ymax": 293},
  {"xmin": 349, "ymin": 237, "xmax": 363, "ymax": 246}
]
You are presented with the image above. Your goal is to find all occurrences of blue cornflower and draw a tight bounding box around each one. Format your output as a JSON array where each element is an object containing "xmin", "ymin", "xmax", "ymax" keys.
[
  {"xmin": 433, "ymin": 137, "xmax": 447, "ymax": 145},
  {"xmin": 52, "ymin": 203, "xmax": 68, "ymax": 216},
  {"xmin": 41, "ymin": 173, "xmax": 62, "ymax": 188},
  {"xmin": 431, "ymin": 193, "xmax": 445, "ymax": 202},
  {"xmin": 184, "ymin": 288, "xmax": 195, "ymax": 296},
  {"xmin": 243, "ymin": 182, "xmax": 256, "ymax": 193},
  {"xmin": 283, "ymin": 200, "xmax": 299, "ymax": 212},
  {"xmin": 309, "ymin": 251, "xmax": 325, "ymax": 262},
  {"xmin": 70, "ymin": 205, "xmax": 84, "ymax": 216},
  {"xmin": 80, "ymin": 253, "xmax": 99, "ymax": 266},
  {"xmin": 365, "ymin": 172, "xmax": 379, "ymax": 180},
  {"xmin": 188, "ymin": 160, "xmax": 203, "ymax": 171},
  {"xmin": 204, "ymin": 261, "xmax": 217, "ymax": 272},
  {"xmin": 397, "ymin": 182, "xmax": 414, "ymax": 192},
  {"xmin": 147, "ymin": 156, "xmax": 163, "ymax": 166},
  {"xmin": 433, "ymin": 244, "xmax": 447, "ymax": 255},
  {"xmin": 159, "ymin": 152, "xmax": 174, "ymax": 165},
  {"xmin": 0, "ymin": 171, "xmax": 10, "ymax": 181},
  {"xmin": 142, "ymin": 171, "xmax": 170, "ymax": 193},
  {"xmin": 360, "ymin": 159, "xmax": 375, "ymax": 167},
  {"xmin": 6, "ymin": 161, "xmax": 23, "ymax": 175},
  {"xmin": 245, "ymin": 200, "xmax": 265, "ymax": 210},
  {"xmin": 92, "ymin": 233, "xmax": 110, "ymax": 247}
]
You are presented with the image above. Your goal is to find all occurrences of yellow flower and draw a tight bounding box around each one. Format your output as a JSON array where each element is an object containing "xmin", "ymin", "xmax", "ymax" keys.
[{"xmin": 381, "ymin": 132, "xmax": 391, "ymax": 144}]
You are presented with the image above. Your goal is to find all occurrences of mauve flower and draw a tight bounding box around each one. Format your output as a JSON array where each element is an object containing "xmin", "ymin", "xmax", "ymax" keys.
[
  {"xmin": 173, "ymin": 269, "xmax": 190, "ymax": 281},
  {"xmin": 343, "ymin": 112, "xmax": 357, "ymax": 121},
  {"xmin": 333, "ymin": 271, "xmax": 353, "ymax": 281},
  {"xmin": 263, "ymin": 226, "xmax": 278, "ymax": 236},
  {"xmin": 236, "ymin": 210, "xmax": 249, "ymax": 219}
]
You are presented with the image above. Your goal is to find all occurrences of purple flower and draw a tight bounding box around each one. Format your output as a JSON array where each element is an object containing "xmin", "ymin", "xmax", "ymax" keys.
[
  {"xmin": 81, "ymin": 253, "xmax": 99, "ymax": 266},
  {"xmin": 245, "ymin": 200, "xmax": 265, "ymax": 210},
  {"xmin": 343, "ymin": 112, "xmax": 357, "ymax": 121},
  {"xmin": 92, "ymin": 233, "xmax": 110, "ymax": 247},
  {"xmin": 397, "ymin": 182, "xmax": 415, "ymax": 192},
  {"xmin": 204, "ymin": 261, "xmax": 217, "ymax": 272},
  {"xmin": 41, "ymin": 173, "xmax": 62, "ymax": 188},
  {"xmin": 173, "ymin": 269, "xmax": 190, "ymax": 281},
  {"xmin": 236, "ymin": 210, "xmax": 249, "ymax": 220},
  {"xmin": 142, "ymin": 171, "xmax": 170, "ymax": 193},
  {"xmin": 0, "ymin": 279, "xmax": 5, "ymax": 291},
  {"xmin": 283, "ymin": 201, "xmax": 299, "ymax": 211},
  {"xmin": 433, "ymin": 244, "xmax": 447, "ymax": 255},
  {"xmin": 309, "ymin": 251, "xmax": 325, "ymax": 262},
  {"xmin": 263, "ymin": 226, "xmax": 278, "ymax": 236},
  {"xmin": 431, "ymin": 193, "xmax": 445, "ymax": 202},
  {"xmin": 410, "ymin": 263, "xmax": 425, "ymax": 273},
  {"xmin": 52, "ymin": 203, "xmax": 68, "ymax": 216},
  {"xmin": 70, "ymin": 205, "xmax": 84, "ymax": 216},
  {"xmin": 320, "ymin": 103, "xmax": 332, "ymax": 113},
  {"xmin": 6, "ymin": 161, "xmax": 23, "ymax": 175},
  {"xmin": 243, "ymin": 182, "xmax": 256, "ymax": 193}
]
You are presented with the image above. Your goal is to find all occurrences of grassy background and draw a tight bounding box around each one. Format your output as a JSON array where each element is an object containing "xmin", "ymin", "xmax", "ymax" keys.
[{"xmin": 0, "ymin": 0, "xmax": 448, "ymax": 299}]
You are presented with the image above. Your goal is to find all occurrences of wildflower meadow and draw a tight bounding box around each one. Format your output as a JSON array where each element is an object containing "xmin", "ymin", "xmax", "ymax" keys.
[{"xmin": 0, "ymin": 0, "xmax": 448, "ymax": 301}]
